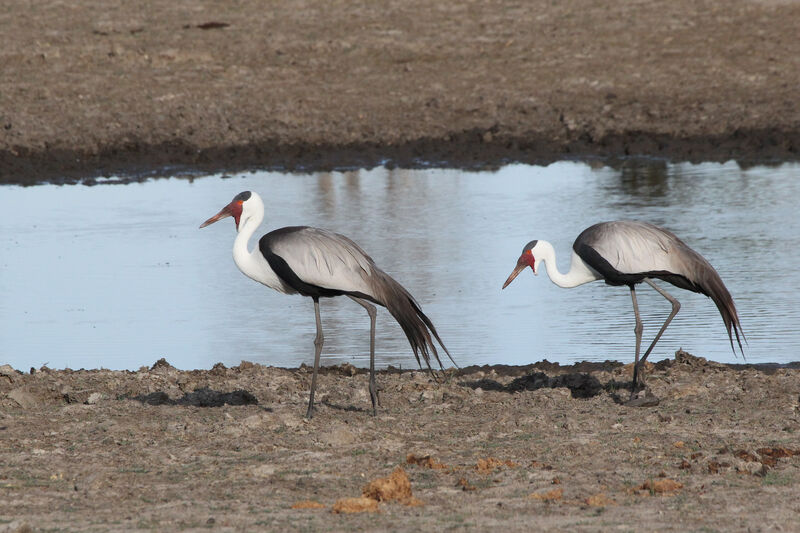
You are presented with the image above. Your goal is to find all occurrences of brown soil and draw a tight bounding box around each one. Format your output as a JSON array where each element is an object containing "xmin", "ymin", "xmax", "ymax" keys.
[
  {"xmin": 2, "ymin": 352, "xmax": 800, "ymax": 531},
  {"xmin": 2, "ymin": 0, "xmax": 800, "ymax": 184}
]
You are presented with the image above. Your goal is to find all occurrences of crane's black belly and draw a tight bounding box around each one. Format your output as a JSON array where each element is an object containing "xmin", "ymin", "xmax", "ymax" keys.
[
  {"xmin": 576, "ymin": 243, "xmax": 697, "ymax": 292},
  {"xmin": 263, "ymin": 248, "xmax": 380, "ymax": 303}
]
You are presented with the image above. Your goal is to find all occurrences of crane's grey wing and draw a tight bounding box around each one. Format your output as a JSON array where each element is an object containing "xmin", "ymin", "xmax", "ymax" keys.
[
  {"xmin": 260, "ymin": 226, "xmax": 456, "ymax": 370},
  {"xmin": 260, "ymin": 226, "xmax": 377, "ymax": 296},
  {"xmin": 575, "ymin": 220, "xmax": 744, "ymax": 353},
  {"xmin": 574, "ymin": 221, "xmax": 706, "ymax": 284},
  {"xmin": 573, "ymin": 220, "xmax": 688, "ymax": 274}
]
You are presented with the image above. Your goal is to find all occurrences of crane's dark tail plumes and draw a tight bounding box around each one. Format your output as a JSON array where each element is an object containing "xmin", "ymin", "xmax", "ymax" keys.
[
  {"xmin": 705, "ymin": 274, "xmax": 747, "ymax": 358},
  {"xmin": 660, "ymin": 260, "xmax": 746, "ymax": 358},
  {"xmin": 372, "ymin": 270, "xmax": 457, "ymax": 376}
]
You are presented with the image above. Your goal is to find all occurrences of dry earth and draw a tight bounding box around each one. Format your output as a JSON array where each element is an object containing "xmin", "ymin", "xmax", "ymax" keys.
[
  {"xmin": 2, "ymin": 0, "xmax": 800, "ymax": 184},
  {"xmin": 2, "ymin": 352, "xmax": 800, "ymax": 531}
]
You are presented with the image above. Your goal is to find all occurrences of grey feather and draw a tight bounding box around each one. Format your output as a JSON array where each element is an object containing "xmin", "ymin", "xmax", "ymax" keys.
[
  {"xmin": 262, "ymin": 226, "xmax": 454, "ymax": 371},
  {"xmin": 574, "ymin": 221, "xmax": 745, "ymax": 354}
]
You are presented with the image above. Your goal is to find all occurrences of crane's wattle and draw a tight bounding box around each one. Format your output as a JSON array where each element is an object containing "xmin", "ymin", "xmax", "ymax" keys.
[
  {"xmin": 502, "ymin": 251, "xmax": 536, "ymax": 289},
  {"xmin": 519, "ymin": 249, "xmax": 537, "ymax": 273},
  {"xmin": 230, "ymin": 201, "xmax": 243, "ymax": 228},
  {"xmin": 199, "ymin": 200, "xmax": 244, "ymax": 229}
]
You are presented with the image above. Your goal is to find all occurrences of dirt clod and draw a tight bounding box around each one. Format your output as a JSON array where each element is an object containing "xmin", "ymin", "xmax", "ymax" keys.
[
  {"xmin": 406, "ymin": 454, "xmax": 448, "ymax": 470},
  {"xmin": 757, "ymin": 447, "xmax": 798, "ymax": 459},
  {"xmin": 530, "ymin": 488, "xmax": 563, "ymax": 501},
  {"xmin": 640, "ymin": 479, "xmax": 683, "ymax": 495},
  {"xmin": 586, "ymin": 493, "xmax": 616, "ymax": 507},
  {"xmin": 331, "ymin": 497, "xmax": 380, "ymax": 514},
  {"xmin": 362, "ymin": 467, "xmax": 421, "ymax": 506},
  {"xmin": 456, "ymin": 477, "xmax": 477, "ymax": 492},
  {"xmin": 291, "ymin": 500, "xmax": 327, "ymax": 510},
  {"xmin": 150, "ymin": 358, "xmax": 174, "ymax": 371},
  {"xmin": 707, "ymin": 461, "xmax": 732, "ymax": 475},
  {"xmin": 475, "ymin": 457, "xmax": 517, "ymax": 474},
  {"xmin": 735, "ymin": 450, "xmax": 760, "ymax": 462}
]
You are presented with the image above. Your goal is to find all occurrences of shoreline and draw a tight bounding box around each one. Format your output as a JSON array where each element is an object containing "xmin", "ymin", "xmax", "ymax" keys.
[
  {"xmin": 3, "ymin": 0, "xmax": 799, "ymax": 185},
  {"xmin": 3, "ymin": 128, "xmax": 799, "ymax": 186},
  {"xmin": 4, "ymin": 356, "xmax": 800, "ymax": 376}
]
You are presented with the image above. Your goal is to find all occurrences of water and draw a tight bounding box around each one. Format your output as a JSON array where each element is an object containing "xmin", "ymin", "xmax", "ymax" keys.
[{"xmin": 1, "ymin": 161, "xmax": 798, "ymax": 371}]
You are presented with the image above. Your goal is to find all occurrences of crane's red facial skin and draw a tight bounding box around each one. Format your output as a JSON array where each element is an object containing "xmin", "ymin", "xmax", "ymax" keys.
[
  {"xmin": 199, "ymin": 200, "xmax": 244, "ymax": 229},
  {"xmin": 502, "ymin": 250, "xmax": 536, "ymax": 289},
  {"xmin": 230, "ymin": 200, "xmax": 244, "ymax": 228},
  {"xmin": 524, "ymin": 249, "xmax": 536, "ymax": 273}
]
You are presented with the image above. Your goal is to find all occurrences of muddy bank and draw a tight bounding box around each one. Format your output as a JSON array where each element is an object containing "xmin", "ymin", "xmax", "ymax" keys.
[
  {"xmin": 2, "ymin": 0, "xmax": 800, "ymax": 184},
  {"xmin": 2, "ymin": 351, "xmax": 799, "ymax": 531}
]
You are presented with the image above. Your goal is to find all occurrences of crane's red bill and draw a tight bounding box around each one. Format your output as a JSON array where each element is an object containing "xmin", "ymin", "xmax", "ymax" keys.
[{"xmin": 199, "ymin": 205, "xmax": 233, "ymax": 228}]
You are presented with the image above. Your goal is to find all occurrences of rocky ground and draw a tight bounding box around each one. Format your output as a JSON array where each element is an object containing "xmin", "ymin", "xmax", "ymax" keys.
[
  {"xmin": 2, "ymin": 0, "xmax": 800, "ymax": 184},
  {"xmin": 1, "ymin": 352, "xmax": 799, "ymax": 531}
]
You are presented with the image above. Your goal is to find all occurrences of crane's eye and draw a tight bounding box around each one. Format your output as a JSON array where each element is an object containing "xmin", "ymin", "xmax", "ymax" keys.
[{"xmin": 237, "ymin": 201, "xmax": 244, "ymax": 205}]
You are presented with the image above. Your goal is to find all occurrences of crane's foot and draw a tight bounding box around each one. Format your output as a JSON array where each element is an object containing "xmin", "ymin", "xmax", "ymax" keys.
[
  {"xmin": 369, "ymin": 395, "xmax": 378, "ymax": 417},
  {"xmin": 625, "ymin": 388, "xmax": 660, "ymax": 408},
  {"xmin": 628, "ymin": 362, "xmax": 650, "ymax": 400},
  {"xmin": 368, "ymin": 382, "xmax": 382, "ymax": 417}
]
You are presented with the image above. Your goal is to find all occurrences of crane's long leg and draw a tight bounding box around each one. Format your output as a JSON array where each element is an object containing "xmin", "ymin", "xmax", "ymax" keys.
[
  {"xmin": 306, "ymin": 297, "xmax": 324, "ymax": 419},
  {"xmin": 629, "ymin": 285, "xmax": 644, "ymax": 397},
  {"xmin": 630, "ymin": 279, "xmax": 681, "ymax": 400},
  {"xmin": 348, "ymin": 296, "xmax": 380, "ymax": 416},
  {"xmin": 640, "ymin": 279, "xmax": 681, "ymax": 363}
]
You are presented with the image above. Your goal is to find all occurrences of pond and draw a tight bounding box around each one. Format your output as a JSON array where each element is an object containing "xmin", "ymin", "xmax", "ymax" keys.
[{"xmin": 1, "ymin": 160, "xmax": 798, "ymax": 371}]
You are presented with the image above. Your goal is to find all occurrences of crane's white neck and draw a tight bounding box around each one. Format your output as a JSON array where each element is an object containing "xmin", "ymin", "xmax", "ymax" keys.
[
  {"xmin": 232, "ymin": 207, "xmax": 264, "ymax": 278},
  {"xmin": 534, "ymin": 240, "xmax": 599, "ymax": 288}
]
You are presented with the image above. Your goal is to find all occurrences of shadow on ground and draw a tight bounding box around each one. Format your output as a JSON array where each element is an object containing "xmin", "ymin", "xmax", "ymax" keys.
[
  {"xmin": 460, "ymin": 371, "xmax": 605, "ymax": 399},
  {"xmin": 126, "ymin": 387, "xmax": 261, "ymax": 408}
]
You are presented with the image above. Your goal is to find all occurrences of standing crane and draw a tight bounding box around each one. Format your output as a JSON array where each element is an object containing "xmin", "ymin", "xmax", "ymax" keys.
[
  {"xmin": 200, "ymin": 191, "xmax": 454, "ymax": 418},
  {"xmin": 502, "ymin": 220, "xmax": 745, "ymax": 401}
]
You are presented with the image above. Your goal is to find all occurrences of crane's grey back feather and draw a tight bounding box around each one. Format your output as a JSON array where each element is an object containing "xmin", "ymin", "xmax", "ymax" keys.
[
  {"xmin": 262, "ymin": 226, "xmax": 375, "ymax": 295},
  {"xmin": 573, "ymin": 221, "xmax": 745, "ymax": 353},
  {"xmin": 259, "ymin": 226, "xmax": 453, "ymax": 371}
]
